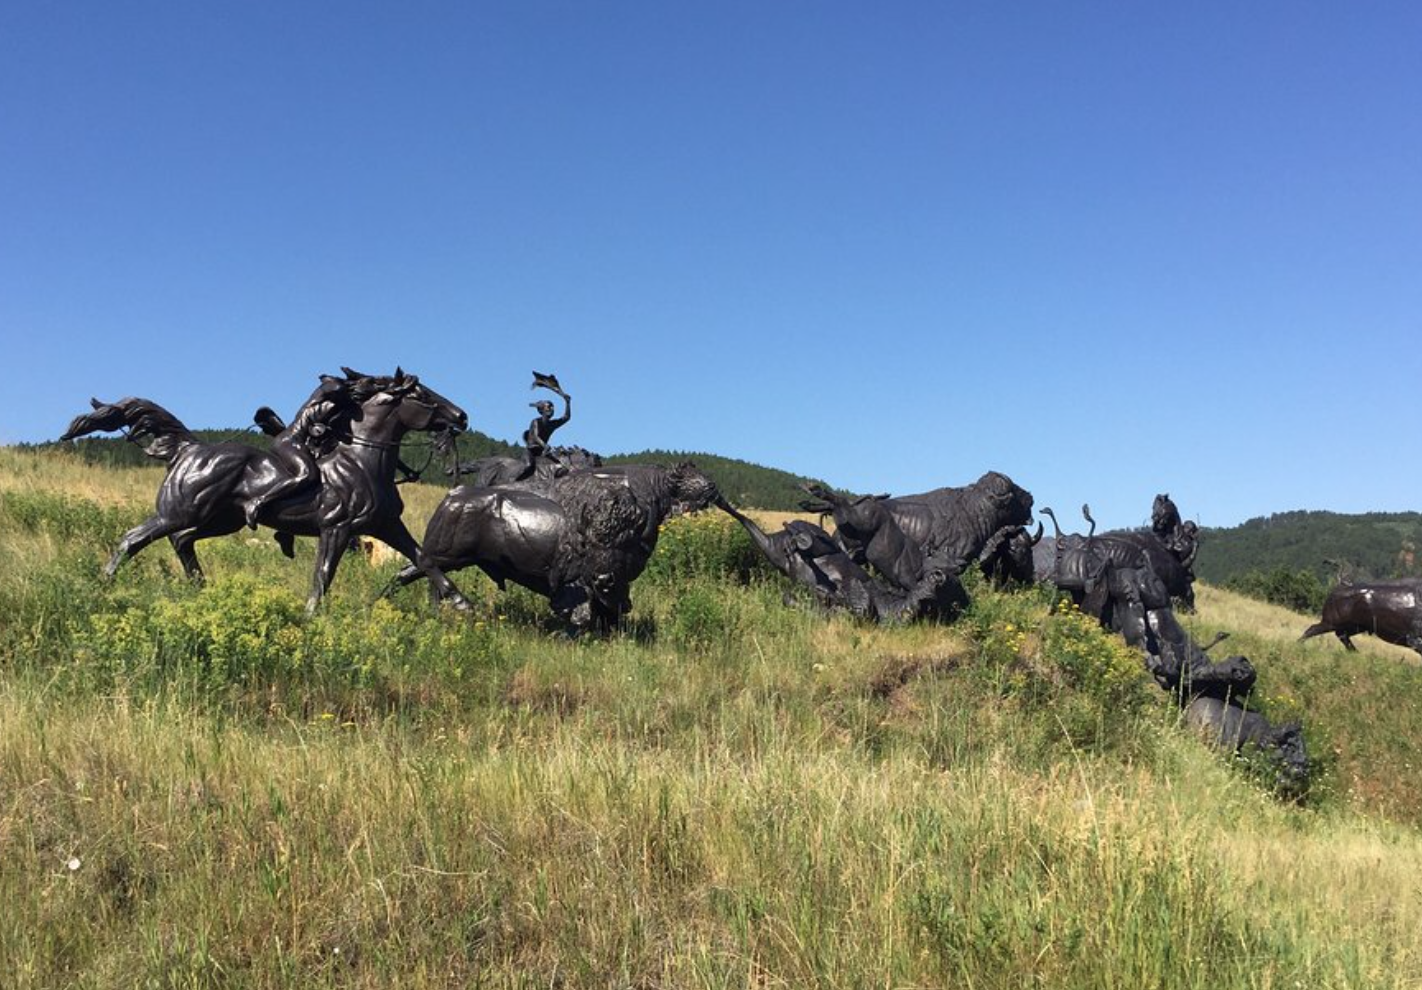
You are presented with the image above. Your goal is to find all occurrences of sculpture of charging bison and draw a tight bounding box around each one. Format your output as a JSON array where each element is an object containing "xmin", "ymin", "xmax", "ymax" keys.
[
  {"xmin": 56, "ymin": 361, "xmax": 1325, "ymax": 794},
  {"xmin": 1301, "ymin": 578, "xmax": 1422, "ymax": 658},
  {"xmin": 393, "ymin": 462, "xmax": 722, "ymax": 632},
  {"xmin": 802, "ymin": 472, "xmax": 1035, "ymax": 577},
  {"xmin": 787, "ymin": 471, "xmax": 1035, "ymax": 621}
]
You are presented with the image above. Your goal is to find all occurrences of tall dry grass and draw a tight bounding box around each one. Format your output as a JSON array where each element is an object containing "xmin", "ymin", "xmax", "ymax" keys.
[{"xmin": 4, "ymin": 448, "xmax": 1422, "ymax": 987}]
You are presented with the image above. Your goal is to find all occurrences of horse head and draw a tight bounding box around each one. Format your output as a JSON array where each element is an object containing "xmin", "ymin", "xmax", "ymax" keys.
[{"xmin": 341, "ymin": 367, "xmax": 468, "ymax": 440}]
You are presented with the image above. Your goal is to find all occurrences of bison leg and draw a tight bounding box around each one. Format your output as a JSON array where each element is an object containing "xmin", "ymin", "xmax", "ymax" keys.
[{"xmin": 370, "ymin": 517, "xmax": 472, "ymax": 611}]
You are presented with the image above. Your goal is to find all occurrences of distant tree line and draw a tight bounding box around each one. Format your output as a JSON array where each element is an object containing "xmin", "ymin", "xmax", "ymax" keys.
[
  {"xmin": 606, "ymin": 450, "xmax": 840, "ymax": 512},
  {"xmin": 1195, "ymin": 510, "xmax": 1422, "ymax": 614},
  {"xmin": 1196, "ymin": 510, "xmax": 1422, "ymax": 585},
  {"xmin": 1221, "ymin": 567, "xmax": 1329, "ymax": 615}
]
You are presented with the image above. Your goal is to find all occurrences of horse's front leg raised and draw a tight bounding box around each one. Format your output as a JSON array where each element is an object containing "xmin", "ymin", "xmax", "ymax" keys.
[{"xmin": 309, "ymin": 524, "xmax": 353, "ymax": 613}]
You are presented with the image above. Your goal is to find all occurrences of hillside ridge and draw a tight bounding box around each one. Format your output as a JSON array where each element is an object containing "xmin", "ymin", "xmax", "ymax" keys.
[{"xmin": 1198, "ymin": 508, "xmax": 1422, "ymax": 584}]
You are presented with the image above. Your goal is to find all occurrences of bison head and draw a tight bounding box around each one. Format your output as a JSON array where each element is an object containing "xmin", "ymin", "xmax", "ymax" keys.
[
  {"xmin": 1152, "ymin": 493, "xmax": 1182, "ymax": 537},
  {"xmin": 667, "ymin": 462, "xmax": 722, "ymax": 515},
  {"xmin": 978, "ymin": 521, "xmax": 1043, "ymax": 588},
  {"xmin": 978, "ymin": 471, "xmax": 1034, "ymax": 529}
]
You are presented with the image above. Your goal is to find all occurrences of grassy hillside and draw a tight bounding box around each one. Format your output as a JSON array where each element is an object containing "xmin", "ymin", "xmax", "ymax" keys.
[{"xmin": 4, "ymin": 446, "xmax": 1422, "ymax": 988}]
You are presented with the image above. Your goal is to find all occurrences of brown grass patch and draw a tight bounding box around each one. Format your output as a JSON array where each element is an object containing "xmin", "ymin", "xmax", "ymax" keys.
[{"xmin": 504, "ymin": 665, "xmax": 583, "ymax": 717}]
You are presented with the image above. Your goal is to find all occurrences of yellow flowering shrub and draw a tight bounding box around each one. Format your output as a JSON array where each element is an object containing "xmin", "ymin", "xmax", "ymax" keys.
[
  {"xmin": 640, "ymin": 511, "xmax": 769, "ymax": 583},
  {"xmin": 1042, "ymin": 599, "xmax": 1152, "ymax": 707}
]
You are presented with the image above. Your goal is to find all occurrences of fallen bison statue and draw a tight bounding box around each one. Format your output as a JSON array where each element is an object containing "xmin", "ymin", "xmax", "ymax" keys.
[
  {"xmin": 1041, "ymin": 511, "xmax": 1309, "ymax": 792},
  {"xmin": 1185, "ymin": 696, "xmax": 1310, "ymax": 796},
  {"xmin": 798, "ymin": 471, "xmax": 1035, "ymax": 617},
  {"xmin": 717, "ymin": 501, "xmax": 962, "ymax": 622}
]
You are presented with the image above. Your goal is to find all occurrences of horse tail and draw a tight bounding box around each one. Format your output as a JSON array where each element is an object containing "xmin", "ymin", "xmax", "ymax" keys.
[{"xmin": 59, "ymin": 396, "xmax": 198, "ymax": 462}]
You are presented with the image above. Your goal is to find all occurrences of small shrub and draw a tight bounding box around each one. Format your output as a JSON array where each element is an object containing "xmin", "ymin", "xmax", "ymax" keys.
[
  {"xmin": 79, "ymin": 575, "xmax": 305, "ymax": 690},
  {"xmin": 1041, "ymin": 600, "xmax": 1153, "ymax": 711},
  {"xmin": 1224, "ymin": 566, "xmax": 1328, "ymax": 615},
  {"xmin": 641, "ymin": 511, "xmax": 769, "ymax": 583},
  {"xmin": 665, "ymin": 584, "xmax": 733, "ymax": 650}
]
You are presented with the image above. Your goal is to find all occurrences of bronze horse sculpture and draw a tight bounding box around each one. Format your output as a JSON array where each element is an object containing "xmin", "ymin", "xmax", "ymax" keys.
[{"xmin": 60, "ymin": 368, "xmax": 468, "ymax": 611}]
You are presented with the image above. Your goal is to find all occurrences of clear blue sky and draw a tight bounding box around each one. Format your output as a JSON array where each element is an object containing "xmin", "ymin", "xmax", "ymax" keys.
[{"xmin": 4, "ymin": 3, "xmax": 1420, "ymax": 529}]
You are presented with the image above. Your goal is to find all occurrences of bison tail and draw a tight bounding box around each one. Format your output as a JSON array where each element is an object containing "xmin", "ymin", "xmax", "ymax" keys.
[{"xmin": 1300, "ymin": 622, "xmax": 1333, "ymax": 642}]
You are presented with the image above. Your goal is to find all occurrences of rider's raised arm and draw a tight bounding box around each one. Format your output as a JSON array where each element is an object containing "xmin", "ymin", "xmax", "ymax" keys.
[{"xmin": 552, "ymin": 392, "xmax": 572, "ymax": 429}]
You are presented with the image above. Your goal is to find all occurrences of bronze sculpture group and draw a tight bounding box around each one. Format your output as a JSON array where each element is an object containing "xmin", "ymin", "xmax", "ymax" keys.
[
  {"xmin": 1038, "ymin": 497, "xmax": 1307, "ymax": 788},
  {"xmin": 77, "ymin": 365, "xmax": 1422, "ymax": 793}
]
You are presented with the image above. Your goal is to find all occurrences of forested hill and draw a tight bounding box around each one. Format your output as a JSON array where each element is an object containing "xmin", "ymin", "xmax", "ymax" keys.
[
  {"xmin": 23, "ymin": 434, "xmax": 838, "ymax": 512},
  {"xmin": 1196, "ymin": 510, "xmax": 1422, "ymax": 584},
  {"xmin": 605, "ymin": 450, "xmax": 836, "ymax": 511}
]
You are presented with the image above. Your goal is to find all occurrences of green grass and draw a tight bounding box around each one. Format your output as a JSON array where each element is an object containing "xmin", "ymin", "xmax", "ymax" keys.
[{"xmin": 4, "ymin": 445, "xmax": 1422, "ymax": 988}]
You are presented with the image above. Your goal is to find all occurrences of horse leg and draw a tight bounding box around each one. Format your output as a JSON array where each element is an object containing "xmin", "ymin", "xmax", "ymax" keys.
[
  {"xmin": 105, "ymin": 515, "xmax": 188, "ymax": 578},
  {"xmin": 169, "ymin": 528, "xmax": 205, "ymax": 584},
  {"xmin": 168, "ymin": 515, "xmax": 245, "ymax": 584},
  {"xmin": 308, "ymin": 524, "xmax": 352, "ymax": 613},
  {"xmin": 373, "ymin": 519, "xmax": 472, "ymax": 610},
  {"xmin": 274, "ymin": 531, "xmax": 297, "ymax": 559}
]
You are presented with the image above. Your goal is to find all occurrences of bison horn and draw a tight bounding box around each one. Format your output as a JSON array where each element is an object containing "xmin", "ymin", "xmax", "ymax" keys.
[{"xmin": 1041, "ymin": 507, "xmax": 1062, "ymax": 539}]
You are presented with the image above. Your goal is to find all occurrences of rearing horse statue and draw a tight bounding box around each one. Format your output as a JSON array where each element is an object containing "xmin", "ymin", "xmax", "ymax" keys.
[{"xmin": 60, "ymin": 367, "xmax": 469, "ymax": 611}]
